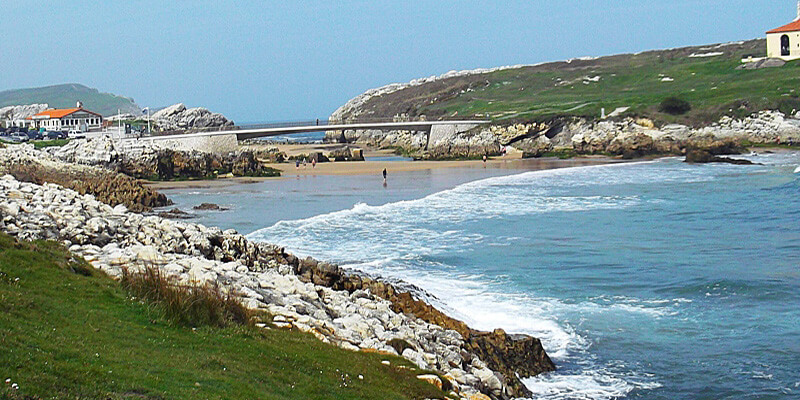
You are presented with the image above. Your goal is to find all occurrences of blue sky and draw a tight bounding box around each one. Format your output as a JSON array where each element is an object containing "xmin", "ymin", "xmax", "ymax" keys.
[{"xmin": 0, "ymin": 0, "xmax": 795, "ymax": 121}]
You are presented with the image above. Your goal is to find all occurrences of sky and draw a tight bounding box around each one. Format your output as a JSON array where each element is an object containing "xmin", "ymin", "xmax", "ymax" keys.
[{"xmin": 0, "ymin": 0, "xmax": 796, "ymax": 122}]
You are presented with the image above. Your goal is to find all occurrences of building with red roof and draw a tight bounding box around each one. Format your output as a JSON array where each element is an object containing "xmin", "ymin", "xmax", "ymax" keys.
[
  {"xmin": 767, "ymin": 2, "xmax": 800, "ymax": 60},
  {"xmin": 27, "ymin": 101, "xmax": 103, "ymax": 131}
]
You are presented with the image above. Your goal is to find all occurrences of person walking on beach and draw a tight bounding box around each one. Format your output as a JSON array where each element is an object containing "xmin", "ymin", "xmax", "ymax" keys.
[
  {"xmin": 482, "ymin": 154, "xmax": 487, "ymax": 167},
  {"xmin": 312, "ymin": 158, "xmax": 317, "ymax": 168},
  {"xmin": 303, "ymin": 158, "xmax": 308, "ymax": 168},
  {"xmin": 295, "ymin": 159, "xmax": 300, "ymax": 170},
  {"xmin": 382, "ymin": 168, "xmax": 387, "ymax": 184}
]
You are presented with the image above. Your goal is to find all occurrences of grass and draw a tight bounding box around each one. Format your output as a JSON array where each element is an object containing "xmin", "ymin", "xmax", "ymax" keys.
[
  {"xmin": 32, "ymin": 139, "xmax": 70, "ymax": 149},
  {"xmin": 356, "ymin": 39, "xmax": 800, "ymax": 128},
  {"xmin": 0, "ymin": 233, "xmax": 449, "ymax": 400},
  {"xmin": 0, "ymin": 83, "xmax": 141, "ymax": 116}
]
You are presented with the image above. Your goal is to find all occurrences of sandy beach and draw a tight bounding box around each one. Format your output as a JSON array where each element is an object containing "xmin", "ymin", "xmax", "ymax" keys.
[{"xmin": 146, "ymin": 144, "xmax": 623, "ymax": 190}]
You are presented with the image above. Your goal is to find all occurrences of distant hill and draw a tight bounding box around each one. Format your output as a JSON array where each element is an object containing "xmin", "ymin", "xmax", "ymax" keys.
[
  {"xmin": 334, "ymin": 39, "xmax": 800, "ymax": 127},
  {"xmin": 0, "ymin": 84, "xmax": 141, "ymax": 117}
]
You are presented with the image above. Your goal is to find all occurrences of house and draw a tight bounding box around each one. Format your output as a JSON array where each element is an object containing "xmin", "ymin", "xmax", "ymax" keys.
[
  {"xmin": 767, "ymin": 2, "xmax": 800, "ymax": 60},
  {"xmin": 27, "ymin": 102, "xmax": 103, "ymax": 131}
]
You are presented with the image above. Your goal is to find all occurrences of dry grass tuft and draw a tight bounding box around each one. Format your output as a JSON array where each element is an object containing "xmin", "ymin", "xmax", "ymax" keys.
[{"xmin": 121, "ymin": 266, "xmax": 251, "ymax": 328}]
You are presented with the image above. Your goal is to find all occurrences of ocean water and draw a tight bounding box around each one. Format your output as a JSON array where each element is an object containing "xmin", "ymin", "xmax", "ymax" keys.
[{"xmin": 173, "ymin": 154, "xmax": 800, "ymax": 399}]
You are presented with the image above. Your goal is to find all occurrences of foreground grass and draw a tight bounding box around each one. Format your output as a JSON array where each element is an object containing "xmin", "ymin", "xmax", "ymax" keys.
[{"xmin": 0, "ymin": 233, "xmax": 446, "ymax": 399}]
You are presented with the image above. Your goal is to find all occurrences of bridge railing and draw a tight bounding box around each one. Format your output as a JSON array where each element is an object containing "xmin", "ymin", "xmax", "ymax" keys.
[{"xmin": 141, "ymin": 116, "xmax": 487, "ymax": 138}]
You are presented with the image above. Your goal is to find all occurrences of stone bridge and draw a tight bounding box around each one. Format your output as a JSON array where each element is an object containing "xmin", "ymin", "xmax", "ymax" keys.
[{"xmin": 137, "ymin": 119, "xmax": 489, "ymax": 153}]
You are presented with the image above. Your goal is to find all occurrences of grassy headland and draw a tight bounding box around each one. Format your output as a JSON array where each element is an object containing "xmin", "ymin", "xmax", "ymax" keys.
[
  {"xmin": 0, "ymin": 233, "xmax": 448, "ymax": 400},
  {"xmin": 343, "ymin": 39, "xmax": 800, "ymax": 127},
  {"xmin": 0, "ymin": 84, "xmax": 140, "ymax": 117}
]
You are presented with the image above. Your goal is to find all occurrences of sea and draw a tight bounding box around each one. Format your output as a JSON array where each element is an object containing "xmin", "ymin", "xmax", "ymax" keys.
[{"xmin": 161, "ymin": 152, "xmax": 800, "ymax": 400}]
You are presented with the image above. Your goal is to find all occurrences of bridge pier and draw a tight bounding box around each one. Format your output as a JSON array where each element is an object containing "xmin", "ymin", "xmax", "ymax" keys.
[{"xmin": 144, "ymin": 133, "xmax": 238, "ymax": 153}]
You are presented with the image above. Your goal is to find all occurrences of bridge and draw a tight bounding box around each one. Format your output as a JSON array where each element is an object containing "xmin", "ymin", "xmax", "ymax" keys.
[{"xmin": 139, "ymin": 118, "xmax": 490, "ymax": 153}]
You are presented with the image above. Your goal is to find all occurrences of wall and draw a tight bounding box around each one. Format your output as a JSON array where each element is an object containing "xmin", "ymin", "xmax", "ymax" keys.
[
  {"xmin": 767, "ymin": 31, "xmax": 800, "ymax": 60},
  {"xmin": 146, "ymin": 133, "xmax": 239, "ymax": 154}
]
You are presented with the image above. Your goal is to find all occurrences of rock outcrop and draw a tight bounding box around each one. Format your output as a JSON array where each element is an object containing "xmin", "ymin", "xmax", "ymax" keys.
[
  {"xmin": 151, "ymin": 103, "xmax": 233, "ymax": 131},
  {"xmin": 329, "ymin": 110, "xmax": 800, "ymax": 160},
  {"xmin": 47, "ymin": 136, "xmax": 279, "ymax": 180},
  {"xmin": 684, "ymin": 150, "xmax": 757, "ymax": 165},
  {"xmin": 0, "ymin": 144, "xmax": 169, "ymax": 212},
  {"xmin": 0, "ymin": 103, "xmax": 49, "ymax": 122},
  {"xmin": 0, "ymin": 174, "xmax": 556, "ymax": 399}
]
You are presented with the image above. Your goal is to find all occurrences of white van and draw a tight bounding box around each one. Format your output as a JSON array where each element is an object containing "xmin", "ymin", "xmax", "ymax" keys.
[{"xmin": 67, "ymin": 129, "xmax": 86, "ymax": 139}]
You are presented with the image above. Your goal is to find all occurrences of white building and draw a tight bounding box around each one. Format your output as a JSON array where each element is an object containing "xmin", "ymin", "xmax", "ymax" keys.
[
  {"xmin": 767, "ymin": 2, "xmax": 800, "ymax": 60},
  {"xmin": 27, "ymin": 102, "xmax": 103, "ymax": 131}
]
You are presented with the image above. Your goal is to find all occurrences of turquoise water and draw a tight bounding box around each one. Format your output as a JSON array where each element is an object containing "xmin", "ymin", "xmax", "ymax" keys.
[{"xmin": 169, "ymin": 154, "xmax": 800, "ymax": 399}]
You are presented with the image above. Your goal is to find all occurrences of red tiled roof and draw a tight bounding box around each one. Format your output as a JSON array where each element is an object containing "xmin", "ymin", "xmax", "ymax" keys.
[
  {"xmin": 28, "ymin": 108, "xmax": 102, "ymax": 119},
  {"xmin": 767, "ymin": 19, "xmax": 800, "ymax": 34}
]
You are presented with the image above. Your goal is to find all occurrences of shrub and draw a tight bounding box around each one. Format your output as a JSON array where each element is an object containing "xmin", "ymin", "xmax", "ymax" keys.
[
  {"xmin": 777, "ymin": 98, "xmax": 800, "ymax": 116},
  {"xmin": 659, "ymin": 97, "xmax": 692, "ymax": 115},
  {"xmin": 121, "ymin": 266, "xmax": 251, "ymax": 327}
]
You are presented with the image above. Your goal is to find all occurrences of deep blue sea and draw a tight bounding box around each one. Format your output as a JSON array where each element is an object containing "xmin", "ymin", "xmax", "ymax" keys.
[{"xmin": 164, "ymin": 153, "xmax": 800, "ymax": 399}]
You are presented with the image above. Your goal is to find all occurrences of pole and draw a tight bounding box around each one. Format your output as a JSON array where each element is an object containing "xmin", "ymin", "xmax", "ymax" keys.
[
  {"xmin": 147, "ymin": 108, "xmax": 151, "ymax": 134},
  {"xmin": 118, "ymin": 108, "xmax": 121, "ymax": 137}
]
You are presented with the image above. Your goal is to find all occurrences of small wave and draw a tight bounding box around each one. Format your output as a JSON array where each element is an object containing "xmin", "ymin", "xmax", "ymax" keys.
[{"xmin": 522, "ymin": 367, "xmax": 662, "ymax": 400}]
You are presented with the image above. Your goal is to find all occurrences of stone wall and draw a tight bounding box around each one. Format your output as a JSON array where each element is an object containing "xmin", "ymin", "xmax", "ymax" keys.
[{"xmin": 146, "ymin": 133, "xmax": 239, "ymax": 154}]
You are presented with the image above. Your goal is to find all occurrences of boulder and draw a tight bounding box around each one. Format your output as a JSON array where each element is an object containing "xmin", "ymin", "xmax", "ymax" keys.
[
  {"xmin": 684, "ymin": 150, "xmax": 757, "ymax": 165},
  {"xmin": 416, "ymin": 374, "xmax": 443, "ymax": 390},
  {"xmin": 151, "ymin": 103, "xmax": 233, "ymax": 131}
]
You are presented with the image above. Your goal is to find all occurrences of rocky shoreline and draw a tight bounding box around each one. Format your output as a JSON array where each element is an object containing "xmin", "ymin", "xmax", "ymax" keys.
[
  {"xmin": 46, "ymin": 136, "xmax": 279, "ymax": 180},
  {"xmin": 0, "ymin": 172, "xmax": 554, "ymax": 399},
  {"xmin": 0, "ymin": 144, "xmax": 169, "ymax": 212},
  {"xmin": 326, "ymin": 110, "xmax": 800, "ymax": 160}
]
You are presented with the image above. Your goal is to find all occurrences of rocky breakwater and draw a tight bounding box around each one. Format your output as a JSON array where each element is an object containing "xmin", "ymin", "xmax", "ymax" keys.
[
  {"xmin": 151, "ymin": 103, "xmax": 233, "ymax": 132},
  {"xmin": 0, "ymin": 175, "xmax": 555, "ymax": 400},
  {"xmin": 47, "ymin": 136, "xmax": 279, "ymax": 180},
  {"xmin": 328, "ymin": 110, "xmax": 800, "ymax": 160},
  {"xmin": 0, "ymin": 144, "xmax": 169, "ymax": 212}
]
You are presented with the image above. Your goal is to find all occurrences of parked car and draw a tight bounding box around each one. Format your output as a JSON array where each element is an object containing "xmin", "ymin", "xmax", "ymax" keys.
[
  {"xmin": 8, "ymin": 133, "xmax": 29, "ymax": 143},
  {"xmin": 47, "ymin": 131, "xmax": 67, "ymax": 140},
  {"xmin": 67, "ymin": 129, "xmax": 85, "ymax": 139},
  {"xmin": 26, "ymin": 130, "xmax": 43, "ymax": 140}
]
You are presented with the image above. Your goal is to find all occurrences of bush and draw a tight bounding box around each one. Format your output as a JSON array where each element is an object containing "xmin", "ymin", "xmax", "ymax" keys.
[
  {"xmin": 121, "ymin": 266, "xmax": 251, "ymax": 327},
  {"xmin": 777, "ymin": 98, "xmax": 800, "ymax": 116},
  {"xmin": 659, "ymin": 97, "xmax": 692, "ymax": 115}
]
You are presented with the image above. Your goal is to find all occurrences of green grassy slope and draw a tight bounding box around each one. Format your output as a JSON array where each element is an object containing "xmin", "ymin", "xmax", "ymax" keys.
[
  {"xmin": 0, "ymin": 233, "xmax": 447, "ymax": 400},
  {"xmin": 347, "ymin": 39, "xmax": 800, "ymax": 127},
  {"xmin": 0, "ymin": 84, "xmax": 140, "ymax": 117}
]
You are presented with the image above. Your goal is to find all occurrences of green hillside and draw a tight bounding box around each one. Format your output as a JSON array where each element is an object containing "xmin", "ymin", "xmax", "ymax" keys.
[
  {"xmin": 344, "ymin": 39, "xmax": 800, "ymax": 127},
  {"xmin": 0, "ymin": 84, "xmax": 140, "ymax": 116},
  {"xmin": 0, "ymin": 233, "xmax": 448, "ymax": 400}
]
